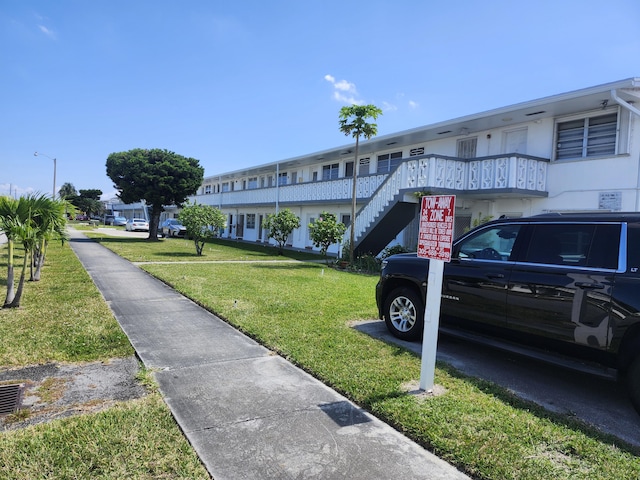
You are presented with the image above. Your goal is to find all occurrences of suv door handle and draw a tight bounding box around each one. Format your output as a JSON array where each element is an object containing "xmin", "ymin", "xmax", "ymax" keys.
[{"xmin": 575, "ymin": 282, "xmax": 604, "ymax": 289}]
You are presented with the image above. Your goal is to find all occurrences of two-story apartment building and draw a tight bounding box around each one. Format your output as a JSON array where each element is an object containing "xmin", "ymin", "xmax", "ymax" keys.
[{"xmin": 185, "ymin": 78, "xmax": 640, "ymax": 256}]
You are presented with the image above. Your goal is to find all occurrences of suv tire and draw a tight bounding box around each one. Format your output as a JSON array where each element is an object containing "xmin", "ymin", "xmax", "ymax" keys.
[{"xmin": 384, "ymin": 287, "xmax": 424, "ymax": 341}]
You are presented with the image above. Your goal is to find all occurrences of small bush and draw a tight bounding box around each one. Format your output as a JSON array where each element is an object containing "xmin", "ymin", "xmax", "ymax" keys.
[{"xmin": 380, "ymin": 244, "xmax": 410, "ymax": 259}]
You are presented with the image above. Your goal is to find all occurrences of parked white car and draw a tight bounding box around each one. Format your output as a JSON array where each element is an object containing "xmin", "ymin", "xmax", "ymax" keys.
[{"xmin": 125, "ymin": 218, "xmax": 149, "ymax": 232}]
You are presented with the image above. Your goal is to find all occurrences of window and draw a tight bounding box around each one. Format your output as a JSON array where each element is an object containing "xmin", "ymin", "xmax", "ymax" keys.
[
  {"xmin": 308, "ymin": 216, "xmax": 316, "ymax": 241},
  {"xmin": 556, "ymin": 113, "xmax": 617, "ymax": 160},
  {"xmin": 322, "ymin": 163, "xmax": 339, "ymax": 180},
  {"xmin": 278, "ymin": 172, "xmax": 288, "ymax": 186},
  {"xmin": 359, "ymin": 158, "xmax": 370, "ymax": 175},
  {"xmin": 345, "ymin": 161, "xmax": 354, "ymax": 178},
  {"xmin": 525, "ymin": 223, "xmax": 620, "ymax": 268},
  {"xmin": 457, "ymin": 138, "xmax": 477, "ymax": 159},
  {"xmin": 341, "ymin": 214, "xmax": 351, "ymax": 226},
  {"xmin": 457, "ymin": 225, "xmax": 521, "ymax": 261},
  {"xmin": 248, "ymin": 177, "xmax": 258, "ymax": 189},
  {"xmin": 221, "ymin": 182, "xmax": 230, "ymax": 192},
  {"xmin": 204, "ymin": 185, "xmax": 212, "ymax": 194},
  {"xmin": 246, "ymin": 214, "xmax": 256, "ymax": 229},
  {"xmin": 376, "ymin": 152, "xmax": 402, "ymax": 173}
]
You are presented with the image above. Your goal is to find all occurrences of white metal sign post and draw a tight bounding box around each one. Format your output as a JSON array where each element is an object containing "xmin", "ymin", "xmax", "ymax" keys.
[{"xmin": 417, "ymin": 195, "xmax": 455, "ymax": 391}]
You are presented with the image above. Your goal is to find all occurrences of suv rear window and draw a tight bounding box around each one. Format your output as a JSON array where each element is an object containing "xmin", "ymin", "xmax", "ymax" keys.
[{"xmin": 525, "ymin": 223, "xmax": 620, "ymax": 269}]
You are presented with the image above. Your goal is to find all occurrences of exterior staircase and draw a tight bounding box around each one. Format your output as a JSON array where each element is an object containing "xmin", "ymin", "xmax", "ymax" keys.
[{"xmin": 346, "ymin": 153, "xmax": 549, "ymax": 256}]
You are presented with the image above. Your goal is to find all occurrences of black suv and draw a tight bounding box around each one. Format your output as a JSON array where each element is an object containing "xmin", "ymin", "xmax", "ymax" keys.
[{"xmin": 376, "ymin": 212, "xmax": 640, "ymax": 414}]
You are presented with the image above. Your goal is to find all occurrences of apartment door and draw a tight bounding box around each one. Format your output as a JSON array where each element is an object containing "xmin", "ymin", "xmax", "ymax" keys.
[
  {"xmin": 237, "ymin": 215, "xmax": 244, "ymax": 239},
  {"xmin": 258, "ymin": 215, "xmax": 264, "ymax": 241},
  {"xmin": 503, "ymin": 128, "xmax": 527, "ymax": 154}
]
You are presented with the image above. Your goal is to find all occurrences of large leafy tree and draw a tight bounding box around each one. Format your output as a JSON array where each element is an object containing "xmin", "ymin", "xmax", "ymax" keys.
[
  {"xmin": 69, "ymin": 189, "xmax": 104, "ymax": 218},
  {"xmin": 178, "ymin": 201, "xmax": 226, "ymax": 256},
  {"xmin": 106, "ymin": 149, "xmax": 204, "ymax": 240},
  {"xmin": 263, "ymin": 209, "xmax": 300, "ymax": 255},
  {"xmin": 338, "ymin": 104, "xmax": 382, "ymax": 262},
  {"xmin": 309, "ymin": 211, "xmax": 347, "ymax": 263}
]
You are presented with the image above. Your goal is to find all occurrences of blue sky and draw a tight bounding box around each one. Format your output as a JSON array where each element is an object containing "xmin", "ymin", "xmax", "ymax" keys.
[{"xmin": 1, "ymin": 0, "xmax": 639, "ymax": 200}]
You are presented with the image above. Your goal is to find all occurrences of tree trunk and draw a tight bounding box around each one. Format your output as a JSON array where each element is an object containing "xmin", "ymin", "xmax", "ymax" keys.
[
  {"xmin": 349, "ymin": 136, "xmax": 360, "ymax": 263},
  {"xmin": 6, "ymin": 251, "xmax": 28, "ymax": 308},
  {"xmin": 3, "ymin": 240, "xmax": 15, "ymax": 307},
  {"xmin": 147, "ymin": 205, "xmax": 162, "ymax": 241},
  {"xmin": 33, "ymin": 248, "xmax": 45, "ymax": 281},
  {"xmin": 33, "ymin": 238, "xmax": 48, "ymax": 281}
]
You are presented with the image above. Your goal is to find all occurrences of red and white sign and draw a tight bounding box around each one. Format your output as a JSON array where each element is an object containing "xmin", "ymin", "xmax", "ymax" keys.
[{"xmin": 417, "ymin": 195, "xmax": 455, "ymax": 262}]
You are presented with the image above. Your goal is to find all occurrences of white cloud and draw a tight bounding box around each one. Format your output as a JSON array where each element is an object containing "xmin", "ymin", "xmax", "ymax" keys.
[
  {"xmin": 334, "ymin": 79, "xmax": 356, "ymax": 93},
  {"xmin": 38, "ymin": 25, "xmax": 56, "ymax": 39},
  {"xmin": 324, "ymin": 74, "xmax": 361, "ymax": 105},
  {"xmin": 408, "ymin": 100, "xmax": 419, "ymax": 109},
  {"xmin": 333, "ymin": 91, "xmax": 362, "ymax": 105},
  {"xmin": 382, "ymin": 101, "xmax": 398, "ymax": 112}
]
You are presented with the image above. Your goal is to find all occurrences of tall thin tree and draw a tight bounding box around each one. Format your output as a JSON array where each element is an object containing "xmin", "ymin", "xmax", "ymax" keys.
[{"xmin": 338, "ymin": 104, "xmax": 382, "ymax": 262}]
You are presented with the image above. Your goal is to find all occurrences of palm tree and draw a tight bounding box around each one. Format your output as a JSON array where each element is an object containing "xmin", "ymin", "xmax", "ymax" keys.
[
  {"xmin": 31, "ymin": 196, "xmax": 69, "ymax": 281},
  {"xmin": 8, "ymin": 211, "xmax": 38, "ymax": 308},
  {"xmin": 0, "ymin": 194, "xmax": 68, "ymax": 307},
  {"xmin": 0, "ymin": 196, "xmax": 27, "ymax": 306},
  {"xmin": 338, "ymin": 104, "xmax": 383, "ymax": 262},
  {"xmin": 58, "ymin": 182, "xmax": 77, "ymax": 199}
]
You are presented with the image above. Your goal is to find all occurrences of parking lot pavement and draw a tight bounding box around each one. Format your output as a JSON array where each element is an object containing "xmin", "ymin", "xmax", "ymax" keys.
[
  {"xmin": 354, "ymin": 320, "xmax": 640, "ymax": 448},
  {"xmin": 92, "ymin": 227, "xmax": 153, "ymax": 238}
]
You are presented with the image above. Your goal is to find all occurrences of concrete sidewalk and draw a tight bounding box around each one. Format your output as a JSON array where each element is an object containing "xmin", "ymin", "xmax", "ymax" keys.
[{"xmin": 68, "ymin": 229, "xmax": 468, "ymax": 479}]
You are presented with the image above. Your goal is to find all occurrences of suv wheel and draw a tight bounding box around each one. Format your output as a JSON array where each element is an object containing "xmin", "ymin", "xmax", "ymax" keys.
[
  {"xmin": 384, "ymin": 287, "xmax": 424, "ymax": 341},
  {"xmin": 627, "ymin": 356, "xmax": 640, "ymax": 415}
]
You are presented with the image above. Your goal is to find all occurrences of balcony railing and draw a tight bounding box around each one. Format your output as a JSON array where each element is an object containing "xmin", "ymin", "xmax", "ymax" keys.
[
  {"xmin": 192, "ymin": 154, "xmax": 549, "ymax": 210},
  {"xmin": 192, "ymin": 174, "xmax": 388, "ymax": 206}
]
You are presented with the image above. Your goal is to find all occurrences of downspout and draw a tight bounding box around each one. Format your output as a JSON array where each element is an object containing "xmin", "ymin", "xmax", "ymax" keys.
[{"xmin": 611, "ymin": 89, "xmax": 640, "ymax": 210}]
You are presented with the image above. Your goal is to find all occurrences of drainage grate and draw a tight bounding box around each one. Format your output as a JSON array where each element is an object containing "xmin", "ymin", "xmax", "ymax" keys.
[{"xmin": 0, "ymin": 383, "xmax": 24, "ymax": 415}]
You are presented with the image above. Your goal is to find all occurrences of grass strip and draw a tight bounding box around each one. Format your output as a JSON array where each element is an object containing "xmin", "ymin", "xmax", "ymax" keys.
[
  {"xmin": 0, "ymin": 393, "xmax": 208, "ymax": 479},
  {"xmin": 0, "ymin": 241, "xmax": 132, "ymax": 365}
]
